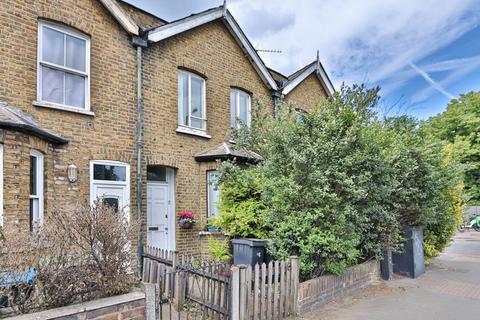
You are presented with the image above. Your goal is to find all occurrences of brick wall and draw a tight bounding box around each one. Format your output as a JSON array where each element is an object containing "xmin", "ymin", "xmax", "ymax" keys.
[
  {"xmin": 297, "ymin": 261, "xmax": 380, "ymax": 314},
  {"xmin": 285, "ymin": 73, "xmax": 328, "ymax": 112},
  {"xmin": 0, "ymin": 0, "xmax": 138, "ymax": 244},
  {"xmin": 142, "ymin": 20, "xmax": 274, "ymax": 255},
  {"xmin": 5, "ymin": 292, "xmax": 145, "ymax": 320}
]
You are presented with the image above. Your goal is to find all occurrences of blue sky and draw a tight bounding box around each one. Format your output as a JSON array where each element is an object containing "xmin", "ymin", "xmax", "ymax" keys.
[{"xmin": 125, "ymin": 0, "xmax": 480, "ymax": 120}]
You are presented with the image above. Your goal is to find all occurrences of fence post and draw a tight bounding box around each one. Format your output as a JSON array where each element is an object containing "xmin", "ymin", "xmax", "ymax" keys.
[
  {"xmin": 290, "ymin": 256, "xmax": 300, "ymax": 316},
  {"xmin": 172, "ymin": 251, "xmax": 185, "ymax": 311},
  {"xmin": 230, "ymin": 265, "xmax": 240, "ymax": 320},
  {"xmin": 144, "ymin": 282, "xmax": 158, "ymax": 320}
]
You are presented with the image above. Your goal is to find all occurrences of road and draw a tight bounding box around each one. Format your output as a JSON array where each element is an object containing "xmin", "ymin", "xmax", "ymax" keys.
[{"xmin": 299, "ymin": 231, "xmax": 480, "ymax": 320}]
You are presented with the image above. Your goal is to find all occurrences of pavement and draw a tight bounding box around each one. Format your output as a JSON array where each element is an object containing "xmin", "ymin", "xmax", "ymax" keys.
[{"xmin": 298, "ymin": 231, "xmax": 480, "ymax": 320}]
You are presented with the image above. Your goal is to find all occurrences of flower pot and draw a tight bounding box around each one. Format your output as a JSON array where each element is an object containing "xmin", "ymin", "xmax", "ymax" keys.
[{"xmin": 179, "ymin": 219, "xmax": 192, "ymax": 229}]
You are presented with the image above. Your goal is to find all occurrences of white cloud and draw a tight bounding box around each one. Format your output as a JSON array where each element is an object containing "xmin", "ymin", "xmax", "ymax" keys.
[
  {"xmin": 409, "ymin": 63, "xmax": 455, "ymax": 100},
  {"xmin": 227, "ymin": 0, "xmax": 480, "ymax": 89}
]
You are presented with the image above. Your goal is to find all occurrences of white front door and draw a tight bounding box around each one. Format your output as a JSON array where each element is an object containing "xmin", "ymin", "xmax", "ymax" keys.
[
  {"xmin": 147, "ymin": 167, "xmax": 175, "ymax": 250},
  {"xmin": 90, "ymin": 160, "xmax": 130, "ymax": 219}
]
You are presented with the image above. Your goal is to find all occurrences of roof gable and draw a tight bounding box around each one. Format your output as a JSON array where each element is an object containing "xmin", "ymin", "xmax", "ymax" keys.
[
  {"xmin": 147, "ymin": 5, "xmax": 278, "ymax": 91},
  {"xmin": 282, "ymin": 55, "xmax": 335, "ymax": 96},
  {"xmin": 99, "ymin": 0, "xmax": 139, "ymax": 35}
]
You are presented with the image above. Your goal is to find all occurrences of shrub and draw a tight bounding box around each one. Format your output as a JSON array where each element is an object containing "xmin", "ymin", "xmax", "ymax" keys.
[
  {"xmin": 207, "ymin": 238, "xmax": 231, "ymax": 262},
  {"xmin": 216, "ymin": 84, "xmax": 463, "ymax": 279},
  {"xmin": 0, "ymin": 200, "xmax": 136, "ymax": 315}
]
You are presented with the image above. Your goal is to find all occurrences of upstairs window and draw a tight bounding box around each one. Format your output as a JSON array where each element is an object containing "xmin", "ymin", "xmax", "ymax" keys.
[
  {"xmin": 37, "ymin": 21, "xmax": 90, "ymax": 110},
  {"xmin": 30, "ymin": 150, "xmax": 44, "ymax": 231},
  {"xmin": 230, "ymin": 89, "xmax": 251, "ymax": 128},
  {"xmin": 178, "ymin": 70, "xmax": 206, "ymax": 130}
]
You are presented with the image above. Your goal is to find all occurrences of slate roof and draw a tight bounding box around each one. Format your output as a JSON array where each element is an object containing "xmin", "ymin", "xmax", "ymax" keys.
[
  {"xmin": 0, "ymin": 102, "xmax": 68, "ymax": 145},
  {"xmin": 194, "ymin": 142, "xmax": 262, "ymax": 163}
]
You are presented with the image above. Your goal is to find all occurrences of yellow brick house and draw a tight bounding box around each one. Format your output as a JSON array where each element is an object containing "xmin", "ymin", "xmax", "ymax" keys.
[{"xmin": 0, "ymin": 0, "xmax": 334, "ymax": 267}]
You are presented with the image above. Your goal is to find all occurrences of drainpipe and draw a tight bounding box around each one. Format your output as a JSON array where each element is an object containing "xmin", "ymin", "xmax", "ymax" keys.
[
  {"xmin": 132, "ymin": 35, "xmax": 148, "ymax": 277},
  {"xmin": 271, "ymin": 89, "xmax": 282, "ymax": 119}
]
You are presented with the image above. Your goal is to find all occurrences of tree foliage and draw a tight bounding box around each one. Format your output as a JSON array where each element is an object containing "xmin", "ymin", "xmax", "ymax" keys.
[
  {"xmin": 426, "ymin": 92, "xmax": 480, "ymax": 204},
  {"xmin": 214, "ymin": 84, "xmax": 463, "ymax": 278}
]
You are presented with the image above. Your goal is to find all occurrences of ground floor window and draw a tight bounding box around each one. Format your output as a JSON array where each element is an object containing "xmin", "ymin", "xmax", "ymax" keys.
[
  {"xmin": 0, "ymin": 145, "xmax": 3, "ymax": 227},
  {"xmin": 29, "ymin": 150, "xmax": 44, "ymax": 230},
  {"xmin": 207, "ymin": 170, "xmax": 220, "ymax": 218}
]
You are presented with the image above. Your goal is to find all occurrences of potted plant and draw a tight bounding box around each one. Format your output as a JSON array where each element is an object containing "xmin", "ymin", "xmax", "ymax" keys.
[{"xmin": 178, "ymin": 211, "xmax": 195, "ymax": 229}]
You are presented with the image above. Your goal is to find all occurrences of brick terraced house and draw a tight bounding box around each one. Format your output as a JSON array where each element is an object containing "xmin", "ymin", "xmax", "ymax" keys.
[{"xmin": 0, "ymin": 0, "xmax": 334, "ymax": 268}]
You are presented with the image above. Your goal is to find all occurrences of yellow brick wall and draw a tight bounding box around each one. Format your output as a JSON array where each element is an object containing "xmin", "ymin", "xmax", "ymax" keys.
[
  {"xmin": 142, "ymin": 20, "xmax": 273, "ymax": 255},
  {"xmin": 285, "ymin": 73, "xmax": 328, "ymax": 112},
  {"xmin": 0, "ymin": 0, "xmax": 138, "ymax": 239}
]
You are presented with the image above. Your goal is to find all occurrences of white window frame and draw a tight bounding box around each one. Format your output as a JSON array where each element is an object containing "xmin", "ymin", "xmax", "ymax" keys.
[
  {"xmin": 0, "ymin": 145, "xmax": 3, "ymax": 227},
  {"xmin": 36, "ymin": 20, "xmax": 91, "ymax": 111},
  {"xmin": 207, "ymin": 170, "xmax": 220, "ymax": 219},
  {"xmin": 30, "ymin": 150, "xmax": 44, "ymax": 229},
  {"xmin": 230, "ymin": 88, "xmax": 251, "ymax": 128},
  {"xmin": 178, "ymin": 70, "xmax": 207, "ymax": 132}
]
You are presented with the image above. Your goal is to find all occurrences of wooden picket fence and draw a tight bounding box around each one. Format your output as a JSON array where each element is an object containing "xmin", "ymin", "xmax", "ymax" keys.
[
  {"xmin": 231, "ymin": 257, "xmax": 299, "ymax": 320},
  {"xmin": 142, "ymin": 246, "xmax": 299, "ymax": 320}
]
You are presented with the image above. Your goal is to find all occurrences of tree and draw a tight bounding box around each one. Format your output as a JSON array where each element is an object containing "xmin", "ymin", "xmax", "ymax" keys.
[{"xmin": 426, "ymin": 92, "xmax": 480, "ymax": 204}]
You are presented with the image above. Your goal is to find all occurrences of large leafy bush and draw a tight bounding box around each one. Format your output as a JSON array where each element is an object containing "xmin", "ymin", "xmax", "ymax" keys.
[{"xmin": 214, "ymin": 84, "xmax": 463, "ymax": 278}]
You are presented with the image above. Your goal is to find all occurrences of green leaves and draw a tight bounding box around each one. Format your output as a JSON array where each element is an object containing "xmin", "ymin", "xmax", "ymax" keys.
[{"xmin": 215, "ymin": 84, "xmax": 463, "ymax": 278}]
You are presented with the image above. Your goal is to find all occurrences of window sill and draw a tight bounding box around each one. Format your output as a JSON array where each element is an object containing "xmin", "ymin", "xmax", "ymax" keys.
[
  {"xmin": 176, "ymin": 126, "xmax": 211, "ymax": 139},
  {"xmin": 33, "ymin": 101, "xmax": 95, "ymax": 116},
  {"xmin": 198, "ymin": 231, "xmax": 225, "ymax": 236}
]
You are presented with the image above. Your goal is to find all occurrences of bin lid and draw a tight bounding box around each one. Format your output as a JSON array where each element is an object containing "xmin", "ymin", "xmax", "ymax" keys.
[{"xmin": 231, "ymin": 238, "xmax": 267, "ymax": 247}]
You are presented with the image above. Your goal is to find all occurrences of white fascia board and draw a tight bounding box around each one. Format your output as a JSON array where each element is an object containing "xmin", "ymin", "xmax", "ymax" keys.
[
  {"xmin": 148, "ymin": 8, "xmax": 223, "ymax": 42},
  {"xmin": 283, "ymin": 63, "xmax": 335, "ymax": 96},
  {"xmin": 224, "ymin": 12, "xmax": 278, "ymax": 90},
  {"xmin": 147, "ymin": 8, "xmax": 278, "ymax": 91},
  {"xmin": 282, "ymin": 64, "xmax": 317, "ymax": 95},
  {"xmin": 99, "ymin": 0, "xmax": 139, "ymax": 36},
  {"xmin": 316, "ymin": 65, "xmax": 335, "ymax": 95}
]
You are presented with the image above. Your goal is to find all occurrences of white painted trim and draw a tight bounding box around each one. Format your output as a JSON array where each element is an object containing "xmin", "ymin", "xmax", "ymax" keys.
[
  {"xmin": 282, "ymin": 63, "xmax": 335, "ymax": 96},
  {"xmin": 33, "ymin": 101, "xmax": 95, "ymax": 116},
  {"xmin": 148, "ymin": 8, "xmax": 223, "ymax": 42},
  {"xmin": 148, "ymin": 7, "xmax": 278, "ymax": 90},
  {"xmin": 0, "ymin": 145, "xmax": 3, "ymax": 227},
  {"xmin": 230, "ymin": 88, "xmax": 251, "ymax": 128},
  {"xmin": 37, "ymin": 20, "xmax": 91, "ymax": 111},
  {"xmin": 99, "ymin": 0, "xmax": 139, "ymax": 36},
  {"xmin": 223, "ymin": 12, "xmax": 278, "ymax": 90},
  {"xmin": 29, "ymin": 149, "xmax": 44, "ymax": 227},
  {"xmin": 178, "ymin": 70, "xmax": 207, "ymax": 130},
  {"xmin": 176, "ymin": 126, "xmax": 212, "ymax": 139},
  {"xmin": 89, "ymin": 160, "xmax": 131, "ymax": 222}
]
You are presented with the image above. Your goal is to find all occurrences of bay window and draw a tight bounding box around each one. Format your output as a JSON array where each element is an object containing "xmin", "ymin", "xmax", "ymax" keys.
[
  {"xmin": 0, "ymin": 145, "xmax": 3, "ymax": 227},
  {"xmin": 30, "ymin": 150, "xmax": 44, "ymax": 230},
  {"xmin": 178, "ymin": 70, "xmax": 206, "ymax": 131},
  {"xmin": 230, "ymin": 89, "xmax": 251, "ymax": 128},
  {"xmin": 207, "ymin": 170, "xmax": 220, "ymax": 218},
  {"xmin": 37, "ymin": 21, "xmax": 90, "ymax": 110}
]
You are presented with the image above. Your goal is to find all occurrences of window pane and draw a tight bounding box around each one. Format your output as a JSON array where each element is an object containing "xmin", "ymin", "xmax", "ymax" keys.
[
  {"xmin": 30, "ymin": 156, "xmax": 37, "ymax": 196},
  {"xmin": 42, "ymin": 66, "xmax": 64, "ymax": 104},
  {"xmin": 191, "ymin": 117, "xmax": 203, "ymax": 129},
  {"xmin": 207, "ymin": 171, "xmax": 220, "ymax": 218},
  {"xmin": 103, "ymin": 197, "xmax": 119, "ymax": 212},
  {"xmin": 30, "ymin": 198, "xmax": 39, "ymax": 231},
  {"xmin": 191, "ymin": 76, "xmax": 203, "ymax": 119},
  {"xmin": 65, "ymin": 73, "xmax": 85, "ymax": 108},
  {"xmin": 230, "ymin": 90, "xmax": 237, "ymax": 127},
  {"xmin": 239, "ymin": 92, "xmax": 249, "ymax": 125},
  {"xmin": 178, "ymin": 73, "xmax": 188, "ymax": 126},
  {"xmin": 93, "ymin": 164, "xmax": 126, "ymax": 181},
  {"xmin": 66, "ymin": 35, "xmax": 86, "ymax": 71},
  {"xmin": 42, "ymin": 27, "xmax": 64, "ymax": 66},
  {"xmin": 147, "ymin": 166, "xmax": 167, "ymax": 182}
]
